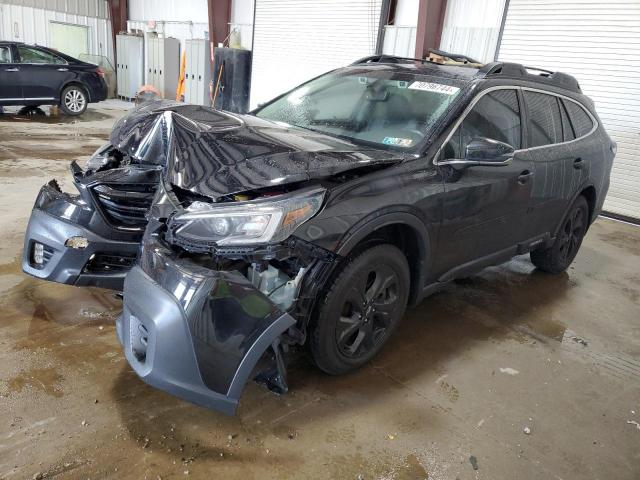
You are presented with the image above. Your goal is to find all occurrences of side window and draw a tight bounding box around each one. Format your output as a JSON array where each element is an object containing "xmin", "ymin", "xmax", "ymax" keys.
[
  {"xmin": 563, "ymin": 100, "xmax": 594, "ymax": 138},
  {"xmin": 558, "ymin": 98, "xmax": 575, "ymax": 142},
  {"xmin": 524, "ymin": 91, "xmax": 563, "ymax": 147},
  {"xmin": 0, "ymin": 46, "xmax": 12, "ymax": 63},
  {"xmin": 442, "ymin": 89, "xmax": 521, "ymax": 160},
  {"xmin": 17, "ymin": 46, "xmax": 65, "ymax": 65}
]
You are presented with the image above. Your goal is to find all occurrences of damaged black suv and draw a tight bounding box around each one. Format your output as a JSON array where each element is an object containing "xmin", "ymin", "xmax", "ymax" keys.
[{"xmin": 23, "ymin": 53, "xmax": 614, "ymax": 414}]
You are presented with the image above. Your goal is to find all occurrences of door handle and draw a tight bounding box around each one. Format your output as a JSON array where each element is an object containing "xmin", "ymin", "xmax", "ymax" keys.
[
  {"xmin": 573, "ymin": 157, "xmax": 583, "ymax": 170},
  {"xmin": 5, "ymin": 67, "xmax": 19, "ymax": 72},
  {"xmin": 518, "ymin": 170, "xmax": 534, "ymax": 184},
  {"xmin": 57, "ymin": 68, "xmax": 68, "ymax": 72}
]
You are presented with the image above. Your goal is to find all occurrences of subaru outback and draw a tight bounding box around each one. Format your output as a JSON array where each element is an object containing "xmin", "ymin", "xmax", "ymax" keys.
[{"xmin": 22, "ymin": 52, "xmax": 614, "ymax": 414}]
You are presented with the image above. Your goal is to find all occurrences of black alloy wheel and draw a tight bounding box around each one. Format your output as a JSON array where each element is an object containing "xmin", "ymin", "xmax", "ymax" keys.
[
  {"xmin": 310, "ymin": 244, "xmax": 410, "ymax": 375},
  {"xmin": 531, "ymin": 195, "xmax": 589, "ymax": 274}
]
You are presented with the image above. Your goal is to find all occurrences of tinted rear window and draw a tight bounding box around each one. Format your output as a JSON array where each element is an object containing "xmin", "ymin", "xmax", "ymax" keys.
[
  {"xmin": 563, "ymin": 100, "xmax": 594, "ymax": 137},
  {"xmin": 525, "ymin": 91, "xmax": 563, "ymax": 148}
]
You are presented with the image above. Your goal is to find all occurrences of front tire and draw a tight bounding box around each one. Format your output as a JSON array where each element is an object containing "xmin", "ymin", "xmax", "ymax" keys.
[
  {"xmin": 310, "ymin": 244, "xmax": 410, "ymax": 375},
  {"xmin": 530, "ymin": 195, "xmax": 589, "ymax": 274},
  {"xmin": 60, "ymin": 85, "xmax": 88, "ymax": 115}
]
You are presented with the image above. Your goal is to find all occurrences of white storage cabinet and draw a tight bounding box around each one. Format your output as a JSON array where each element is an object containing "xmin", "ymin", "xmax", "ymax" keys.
[
  {"xmin": 184, "ymin": 39, "xmax": 212, "ymax": 106},
  {"xmin": 116, "ymin": 34, "xmax": 144, "ymax": 100},
  {"xmin": 146, "ymin": 36, "xmax": 180, "ymax": 100}
]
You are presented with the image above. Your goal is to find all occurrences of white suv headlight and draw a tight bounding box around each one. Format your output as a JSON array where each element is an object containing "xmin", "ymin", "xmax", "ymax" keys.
[
  {"xmin": 85, "ymin": 143, "xmax": 112, "ymax": 172},
  {"xmin": 172, "ymin": 187, "xmax": 325, "ymax": 246}
]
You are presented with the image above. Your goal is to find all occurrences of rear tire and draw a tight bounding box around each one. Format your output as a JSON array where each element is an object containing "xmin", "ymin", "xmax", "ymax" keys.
[
  {"xmin": 60, "ymin": 85, "xmax": 88, "ymax": 116},
  {"xmin": 530, "ymin": 195, "xmax": 589, "ymax": 274},
  {"xmin": 310, "ymin": 244, "xmax": 410, "ymax": 375}
]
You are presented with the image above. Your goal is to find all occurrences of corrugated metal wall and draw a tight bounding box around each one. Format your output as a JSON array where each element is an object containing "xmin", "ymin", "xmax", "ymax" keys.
[
  {"xmin": 0, "ymin": 0, "xmax": 113, "ymax": 65},
  {"xmin": 127, "ymin": 0, "xmax": 209, "ymax": 71},
  {"xmin": 382, "ymin": 26, "xmax": 416, "ymax": 57},
  {"xmin": 440, "ymin": 0, "xmax": 506, "ymax": 63},
  {"xmin": 128, "ymin": 0, "xmax": 207, "ymax": 23},
  {"xmin": 0, "ymin": 0, "xmax": 108, "ymax": 19}
]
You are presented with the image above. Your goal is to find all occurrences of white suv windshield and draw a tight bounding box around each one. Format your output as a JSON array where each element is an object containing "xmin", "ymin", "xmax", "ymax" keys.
[{"xmin": 255, "ymin": 70, "xmax": 464, "ymax": 150}]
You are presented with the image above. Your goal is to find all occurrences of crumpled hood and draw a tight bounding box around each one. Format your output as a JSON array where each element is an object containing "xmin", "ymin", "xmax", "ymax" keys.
[{"xmin": 110, "ymin": 101, "xmax": 405, "ymax": 199}]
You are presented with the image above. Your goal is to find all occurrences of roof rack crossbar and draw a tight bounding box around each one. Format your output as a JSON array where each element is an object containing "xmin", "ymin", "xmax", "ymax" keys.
[
  {"xmin": 351, "ymin": 55, "xmax": 429, "ymax": 65},
  {"xmin": 352, "ymin": 50, "xmax": 484, "ymax": 67},
  {"xmin": 428, "ymin": 48, "xmax": 482, "ymax": 65},
  {"xmin": 523, "ymin": 65, "xmax": 554, "ymax": 76}
]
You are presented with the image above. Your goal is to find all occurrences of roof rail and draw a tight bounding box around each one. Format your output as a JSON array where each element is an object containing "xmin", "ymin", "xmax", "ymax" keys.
[
  {"xmin": 351, "ymin": 55, "xmax": 428, "ymax": 65},
  {"xmin": 479, "ymin": 62, "xmax": 581, "ymax": 93}
]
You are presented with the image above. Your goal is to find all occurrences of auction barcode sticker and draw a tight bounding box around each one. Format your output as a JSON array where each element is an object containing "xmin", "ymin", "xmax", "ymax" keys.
[{"xmin": 408, "ymin": 82, "xmax": 460, "ymax": 95}]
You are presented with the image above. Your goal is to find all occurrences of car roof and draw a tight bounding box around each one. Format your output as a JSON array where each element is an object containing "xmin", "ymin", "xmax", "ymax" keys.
[{"xmin": 350, "ymin": 51, "xmax": 581, "ymax": 94}]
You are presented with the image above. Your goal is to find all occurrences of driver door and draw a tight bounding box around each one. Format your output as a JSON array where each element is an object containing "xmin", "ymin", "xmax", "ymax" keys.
[{"xmin": 435, "ymin": 87, "xmax": 535, "ymax": 277}]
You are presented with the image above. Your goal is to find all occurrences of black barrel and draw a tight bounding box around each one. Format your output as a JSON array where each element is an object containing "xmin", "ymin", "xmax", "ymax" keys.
[{"xmin": 212, "ymin": 48, "xmax": 252, "ymax": 114}]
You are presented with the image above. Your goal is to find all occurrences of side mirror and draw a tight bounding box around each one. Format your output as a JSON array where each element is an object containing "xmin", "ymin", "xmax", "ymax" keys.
[{"xmin": 464, "ymin": 137, "xmax": 514, "ymax": 165}]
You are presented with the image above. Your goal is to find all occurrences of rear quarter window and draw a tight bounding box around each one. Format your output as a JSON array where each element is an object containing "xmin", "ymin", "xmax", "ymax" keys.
[{"xmin": 563, "ymin": 100, "xmax": 594, "ymax": 137}]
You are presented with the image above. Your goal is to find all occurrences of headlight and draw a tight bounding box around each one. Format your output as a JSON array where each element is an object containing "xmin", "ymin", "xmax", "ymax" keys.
[
  {"xmin": 85, "ymin": 143, "xmax": 113, "ymax": 172},
  {"xmin": 171, "ymin": 187, "xmax": 325, "ymax": 246}
]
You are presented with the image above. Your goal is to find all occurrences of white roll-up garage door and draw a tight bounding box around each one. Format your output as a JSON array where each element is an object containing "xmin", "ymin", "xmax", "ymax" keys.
[
  {"xmin": 250, "ymin": 0, "xmax": 383, "ymax": 109},
  {"xmin": 497, "ymin": 0, "xmax": 640, "ymax": 220}
]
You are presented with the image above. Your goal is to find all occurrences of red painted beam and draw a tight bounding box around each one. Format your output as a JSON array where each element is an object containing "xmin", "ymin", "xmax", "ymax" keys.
[
  {"xmin": 109, "ymin": 0, "xmax": 127, "ymax": 65},
  {"xmin": 207, "ymin": 0, "xmax": 232, "ymax": 47},
  {"xmin": 414, "ymin": 0, "xmax": 448, "ymax": 59}
]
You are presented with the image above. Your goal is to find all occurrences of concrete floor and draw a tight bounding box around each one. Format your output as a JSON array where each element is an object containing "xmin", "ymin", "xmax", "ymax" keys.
[{"xmin": 1, "ymin": 105, "xmax": 639, "ymax": 480}]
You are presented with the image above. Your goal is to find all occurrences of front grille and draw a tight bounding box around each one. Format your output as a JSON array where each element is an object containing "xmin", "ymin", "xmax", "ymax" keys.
[
  {"xmin": 91, "ymin": 183, "xmax": 156, "ymax": 230},
  {"xmin": 83, "ymin": 252, "xmax": 137, "ymax": 273}
]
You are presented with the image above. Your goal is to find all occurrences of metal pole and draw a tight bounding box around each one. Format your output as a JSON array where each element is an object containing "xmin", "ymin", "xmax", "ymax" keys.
[
  {"xmin": 494, "ymin": 0, "xmax": 511, "ymax": 61},
  {"xmin": 375, "ymin": 0, "xmax": 392, "ymax": 55}
]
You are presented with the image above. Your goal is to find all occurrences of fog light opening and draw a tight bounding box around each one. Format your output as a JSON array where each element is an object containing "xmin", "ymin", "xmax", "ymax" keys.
[
  {"xmin": 65, "ymin": 236, "xmax": 89, "ymax": 249},
  {"xmin": 33, "ymin": 242, "xmax": 44, "ymax": 265}
]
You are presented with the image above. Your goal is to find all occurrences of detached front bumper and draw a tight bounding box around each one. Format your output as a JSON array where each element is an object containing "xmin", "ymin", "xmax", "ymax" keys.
[
  {"xmin": 117, "ymin": 239, "xmax": 296, "ymax": 415},
  {"xmin": 22, "ymin": 181, "xmax": 139, "ymax": 290}
]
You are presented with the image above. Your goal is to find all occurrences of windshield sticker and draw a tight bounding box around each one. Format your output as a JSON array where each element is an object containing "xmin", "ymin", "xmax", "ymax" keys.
[
  {"xmin": 408, "ymin": 82, "xmax": 460, "ymax": 95},
  {"xmin": 382, "ymin": 137, "xmax": 413, "ymax": 147}
]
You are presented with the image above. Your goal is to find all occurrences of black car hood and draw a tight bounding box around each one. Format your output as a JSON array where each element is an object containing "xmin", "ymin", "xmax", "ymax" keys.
[{"xmin": 110, "ymin": 101, "xmax": 405, "ymax": 199}]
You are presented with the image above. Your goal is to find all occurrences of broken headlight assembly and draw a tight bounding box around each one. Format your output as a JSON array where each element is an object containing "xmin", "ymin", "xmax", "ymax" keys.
[{"xmin": 170, "ymin": 187, "xmax": 325, "ymax": 246}]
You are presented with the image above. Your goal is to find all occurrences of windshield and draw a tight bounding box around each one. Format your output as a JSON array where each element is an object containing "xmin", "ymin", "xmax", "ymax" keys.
[{"xmin": 255, "ymin": 68, "xmax": 464, "ymax": 150}]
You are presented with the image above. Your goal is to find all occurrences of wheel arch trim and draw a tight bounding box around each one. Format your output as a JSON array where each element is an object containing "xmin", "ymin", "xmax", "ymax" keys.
[{"xmin": 334, "ymin": 209, "xmax": 432, "ymax": 299}]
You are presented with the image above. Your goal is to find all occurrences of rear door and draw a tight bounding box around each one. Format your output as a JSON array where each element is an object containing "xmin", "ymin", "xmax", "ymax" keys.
[
  {"xmin": 16, "ymin": 45, "xmax": 72, "ymax": 101},
  {"xmin": 520, "ymin": 89, "xmax": 586, "ymax": 241},
  {"xmin": 0, "ymin": 44, "xmax": 23, "ymax": 101},
  {"xmin": 437, "ymin": 87, "xmax": 534, "ymax": 275}
]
